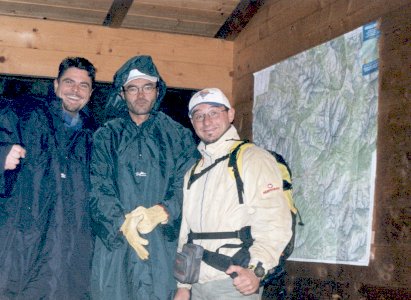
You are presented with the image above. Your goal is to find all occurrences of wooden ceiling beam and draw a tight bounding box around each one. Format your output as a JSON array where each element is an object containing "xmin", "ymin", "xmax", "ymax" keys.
[
  {"xmin": 215, "ymin": 0, "xmax": 265, "ymax": 41},
  {"xmin": 103, "ymin": 0, "xmax": 134, "ymax": 28}
]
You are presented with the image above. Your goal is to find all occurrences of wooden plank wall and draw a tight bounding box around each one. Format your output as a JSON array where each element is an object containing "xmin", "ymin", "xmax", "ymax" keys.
[
  {"xmin": 233, "ymin": 0, "xmax": 411, "ymax": 298},
  {"xmin": 0, "ymin": 15, "xmax": 233, "ymax": 99},
  {"xmin": 0, "ymin": 1, "xmax": 409, "ymax": 297}
]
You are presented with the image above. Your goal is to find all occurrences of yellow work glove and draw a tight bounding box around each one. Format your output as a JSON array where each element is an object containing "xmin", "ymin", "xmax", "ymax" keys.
[
  {"xmin": 131, "ymin": 205, "xmax": 169, "ymax": 234},
  {"xmin": 120, "ymin": 214, "xmax": 150, "ymax": 260}
]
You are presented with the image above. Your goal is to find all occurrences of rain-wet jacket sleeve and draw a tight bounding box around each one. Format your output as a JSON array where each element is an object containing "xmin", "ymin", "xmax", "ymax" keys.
[
  {"xmin": 89, "ymin": 127, "xmax": 126, "ymax": 250},
  {"xmin": 0, "ymin": 104, "xmax": 20, "ymax": 196},
  {"xmin": 157, "ymin": 126, "xmax": 198, "ymax": 223}
]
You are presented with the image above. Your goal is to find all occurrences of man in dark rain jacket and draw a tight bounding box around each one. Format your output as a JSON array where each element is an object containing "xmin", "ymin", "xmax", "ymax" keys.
[
  {"xmin": 0, "ymin": 57, "xmax": 98, "ymax": 299},
  {"xmin": 90, "ymin": 55, "xmax": 198, "ymax": 299}
]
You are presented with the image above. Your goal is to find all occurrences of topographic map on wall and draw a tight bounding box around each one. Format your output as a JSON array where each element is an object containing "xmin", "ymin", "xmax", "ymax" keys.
[{"xmin": 253, "ymin": 22, "xmax": 380, "ymax": 265}]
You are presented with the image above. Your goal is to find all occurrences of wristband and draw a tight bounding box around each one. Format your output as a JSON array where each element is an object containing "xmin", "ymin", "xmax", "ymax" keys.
[{"xmin": 248, "ymin": 262, "xmax": 266, "ymax": 278}]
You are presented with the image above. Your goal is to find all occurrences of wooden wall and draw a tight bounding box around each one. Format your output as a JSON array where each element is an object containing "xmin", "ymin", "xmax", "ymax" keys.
[
  {"xmin": 232, "ymin": 0, "xmax": 410, "ymax": 298},
  {"xmin": 0, "ymin": 15, "xmax": 233, "ymax": 99},
  {"xmin": 0, "ymin": 0, "xmax": 409, "ymax": 298}
]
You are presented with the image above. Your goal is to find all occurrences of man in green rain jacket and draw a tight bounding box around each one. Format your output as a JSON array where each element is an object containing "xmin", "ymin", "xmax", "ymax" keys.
[{"xmin": 90, "ymin": 55, "xmax": 198, "ymax": 299}]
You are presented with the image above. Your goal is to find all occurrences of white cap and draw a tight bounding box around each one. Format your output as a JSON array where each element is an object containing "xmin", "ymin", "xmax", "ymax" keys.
[
  {"xmin": 188, "ymin": 88, "xmax": 231, "ymax": 117},
  {"xmin": 124, "ymin": 69, "xmax": 158, "ymax": 86}
]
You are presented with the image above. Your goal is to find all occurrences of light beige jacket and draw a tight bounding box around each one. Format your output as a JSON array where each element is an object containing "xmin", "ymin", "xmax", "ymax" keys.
[{"xmin": 177, "ymin": 126, "xmax": 292, "ymax": 287}]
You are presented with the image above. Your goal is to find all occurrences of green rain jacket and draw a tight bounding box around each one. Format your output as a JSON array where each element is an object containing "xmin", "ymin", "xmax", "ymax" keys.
[{"xmin": 90, "ymin": 56, "xmax": 198, "ymax": 299}]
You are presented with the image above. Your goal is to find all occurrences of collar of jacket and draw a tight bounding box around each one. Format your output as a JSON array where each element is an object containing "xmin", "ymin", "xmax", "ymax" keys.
[
  {"xmin": 198, "ymin": 125, "xmax": 240, "ymax": 159},
  {"xmin": 52, "ymin": 96, "xmax": 96, "ymax": 131},
  {"xmin": 124, "ymin": 109, "xmax": 159, "ymax": 129}
]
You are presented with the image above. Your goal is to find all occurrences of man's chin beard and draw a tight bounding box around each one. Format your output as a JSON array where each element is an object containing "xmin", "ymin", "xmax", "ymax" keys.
[
  {"xmin": 202, "ymin": 126, "xmax": 231, "ymax": 145},
  {"xmin": 129, "ymin": 103, "xmax": 155, "ymax": 116},
  {"xmin": 62, "ymin": 105, "xmax": 80, "ymax": 116},
  {"xmin": 203, "ymin": 136, "xmax": 219, "ymax": 145},
  {"xmin": 134, "ymin": 109, "xmax": 153, "ymax": 116}
]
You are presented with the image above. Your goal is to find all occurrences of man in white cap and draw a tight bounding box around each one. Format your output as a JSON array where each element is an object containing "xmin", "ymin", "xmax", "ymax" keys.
[
  {"xmin": 90, "ymin": 55, "xmax": 198, "ymax": 299},
  {"xmin": 174, "ymin": 88, "xmax": 292, "ymax": 299}
]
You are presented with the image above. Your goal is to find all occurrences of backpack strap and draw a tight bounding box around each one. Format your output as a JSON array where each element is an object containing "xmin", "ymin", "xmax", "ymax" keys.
[
  {"xmin": 228, "ymin": 140, "xmax": 249, "ymax": 204},
  {"xmin": 188, "ymin": 226, "xmax": 253, "ymax": 258},
  {"xmin": 187, "ymin": 140, "xmax": 249, "ymax": 191},
  {"xmin": 188, "ymin": 226, "xmax": 253, "ymax": 273},
  {"xmin": 187, "ymin": 153, "xmax": 230, "ymax": 189},
  {"xmin": 188, "ymin": 226, "xmax": 253, "ymax": 247},
  {"xmin": 231, "ymin": 143, "xmax": 300, "ymax": 216}
]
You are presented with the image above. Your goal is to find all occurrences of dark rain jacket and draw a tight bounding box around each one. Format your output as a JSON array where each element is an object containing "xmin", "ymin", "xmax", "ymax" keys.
[
  {"xmin": 0, "ymin": 96, "xmax": 97, "ymax": 299},
  {"xmin": 90, "ymin": 56, "xmax": 198, "ymax": 300}
]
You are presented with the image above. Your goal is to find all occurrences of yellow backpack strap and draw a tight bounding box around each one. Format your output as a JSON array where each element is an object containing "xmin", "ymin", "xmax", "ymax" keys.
[
  {"xmin": 229, "ymin": 142, "xmax": 298, "ymax": 215},
  {"xmin": 228, "ymin": 141, "xmax": 253, "ymax": 179},
  {"xmin": 227, "ymin": 141, "xmax": 252, "ymax": 204},
  {"xmin": 283, "ymin": 185, "xmax": 297, "ymax": 214},
  {"xmin": 270, "ymin": 151, "xmax": 298, "ymax": 214}
]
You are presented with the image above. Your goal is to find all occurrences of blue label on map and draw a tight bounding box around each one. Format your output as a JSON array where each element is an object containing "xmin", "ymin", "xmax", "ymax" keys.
[
  {"xmin": 363, "ymin": 21, "xmax": 380, "ymax": 41},
  {"xmin": 362, "ymin": 59, "xmax": 379, "ymax": 75}
]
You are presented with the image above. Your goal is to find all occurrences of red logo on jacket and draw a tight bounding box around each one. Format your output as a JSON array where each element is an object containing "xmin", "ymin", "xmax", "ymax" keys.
[{"xmin": 263, "ymin": 183, "xmax": 280, "ymax": 194}]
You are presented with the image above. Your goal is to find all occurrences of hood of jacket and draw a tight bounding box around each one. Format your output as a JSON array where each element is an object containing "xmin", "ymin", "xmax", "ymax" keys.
[{"xmin": 104, "ymin": 55, "xmax": 167, "ymax": 119}]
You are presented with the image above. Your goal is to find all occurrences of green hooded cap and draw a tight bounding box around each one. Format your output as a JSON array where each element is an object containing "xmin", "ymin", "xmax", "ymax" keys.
[{"xmin": 105, "ymin": 55, "xmax": 167, "ymax": 119}]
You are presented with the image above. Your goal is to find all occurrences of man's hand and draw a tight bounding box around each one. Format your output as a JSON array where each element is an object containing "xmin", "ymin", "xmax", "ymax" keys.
[
  {"xmin": 4, "ymin": 145, "xmax": 26, "ymax": 170},
  {"xmin": 120, "ymin": 214, "xmax": 149, "ymax": 260},
  {"xmin": 226, "ymin": 265, "xmax": 260, "ymax": 295},
  {"xmin": 130, "ymin": 205, "xmax": 168, "ymax": 234},
  {"xmin": 173, "ymin": 287, "xmax": 190, "ymax": 300}
]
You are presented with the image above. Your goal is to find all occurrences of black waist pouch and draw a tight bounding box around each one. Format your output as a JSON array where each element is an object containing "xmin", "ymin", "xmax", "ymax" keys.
[{"xmin": 174, "ymin": 243, "xmax": 204, "ymax": 284}]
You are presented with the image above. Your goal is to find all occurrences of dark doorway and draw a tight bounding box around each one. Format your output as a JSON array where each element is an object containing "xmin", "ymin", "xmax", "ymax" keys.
[{"xmin": 0, "ymin": 74, "xmax": 198, "ymax": 141}]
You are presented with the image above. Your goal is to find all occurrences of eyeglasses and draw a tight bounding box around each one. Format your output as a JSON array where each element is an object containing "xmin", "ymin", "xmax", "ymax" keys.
[
  {"xmin": 191, "ymin": 108, "xmax": 228, "ymax": 123},
  {"xmin": 61, "ymin": 78, "xmax": 91, "ymax": 92},
  {"xmin": 123, "ymin": 84, "xmax": 157, "ymax": 95}
]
